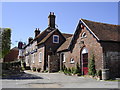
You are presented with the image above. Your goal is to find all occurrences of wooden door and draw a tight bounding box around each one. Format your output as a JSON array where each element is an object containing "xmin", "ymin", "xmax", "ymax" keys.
[{"xmin": 82, "ymin": 53, "xmax": 88, "ymax": 75}]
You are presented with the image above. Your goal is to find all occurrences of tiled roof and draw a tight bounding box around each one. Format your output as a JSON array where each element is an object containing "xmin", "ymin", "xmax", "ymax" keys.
[
  {"xmin": 24, "ymin": 27, "xmax": 55, "ymax": 48},
  {"xmin": 57, "ymin": 36, "xmax": 72, "ymax": 52},
  {"xmin": 4, "ymin": 47, "xmax": 19, "ymax": 62},
  {"xmin": 81, "ymin": 19, "xmax": 120, "ymax": 42},
  {"xmin": 37, "ymin": 29, "xmax": 56, "ymax": 45},
  {"xmin": 62, "ymin": 33, "xmax": 73, "ymax": 39}
]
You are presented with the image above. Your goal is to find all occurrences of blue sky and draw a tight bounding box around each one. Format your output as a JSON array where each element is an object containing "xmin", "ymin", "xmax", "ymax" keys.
[{"xmin": 2, "ymin": 2, "xmax": 118, "ymax": 48}]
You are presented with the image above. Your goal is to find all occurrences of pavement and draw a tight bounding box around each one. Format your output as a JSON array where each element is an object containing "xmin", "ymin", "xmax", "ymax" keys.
[{"xmin": 1, "ymin": 70, "xmax": 120, "ymax": 88}]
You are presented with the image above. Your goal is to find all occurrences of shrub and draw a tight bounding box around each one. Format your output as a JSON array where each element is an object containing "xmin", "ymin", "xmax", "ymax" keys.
[
  {"xmin": 71, "ymin": 67, "xmax": 75, "ymax": 74},
  {"xmin": 73, "ymin": 63, "xmax": 81, "ymax": 74},
  {"xmin": 44, "ymin": 70, "xmax": 48, "ymax": 73},
  {"xmin": 97, "ymin": 70, "xmax": 102, "ymax": 77},
  {"xmin": 88, "ymin": 54, "xmax": 96, "ymax": 77},
  {"xmin": 33, "ymin": 67, "xmax": 36, "ymax": 71},
  {"xmin": 37, "ymin": 68, "xmax": 41, "ymax": 72}
]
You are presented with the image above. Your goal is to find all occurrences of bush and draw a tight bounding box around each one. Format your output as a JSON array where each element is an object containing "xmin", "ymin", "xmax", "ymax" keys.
[
  {"xmin": 2, "ymin": 60, "xmax": 21, "ymax": 70},
  {"xmin": 44, "ymin": 70, "xmax": 48, "ymax": 73},
  {"xmin": 75, "ymin": 62, "xmax": 81, "ymax": 74},
  {"xmin": 37, "ymin": 68, "xmax": 41, "ymax": 72},
  {"xmin": 88, "ymin": 54, "xmax": 96, "ymax": 77},
  {"xmin": 97, "ymin": 70, "xmax": 102, "ymax": 77},
  {"xmin": 33, "ymin": 67, "xmax": 36, "ymax": 71}
]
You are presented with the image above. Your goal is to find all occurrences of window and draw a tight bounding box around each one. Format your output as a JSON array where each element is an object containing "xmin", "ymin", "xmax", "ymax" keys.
[
  {"xmin": 53, "ymin": 35, "xmax": 59, "ymax": 43},
  {"xmin": 32, "ymin": 54, "xmax": 35, "ymax": 63},
  {"xmin": 70, "ymin": 58, "xmax": 75, "ymax": 64},
  {"xmin": 39, "ymin": 52, "xmax": 42, "ymax": 63},
  {"xmin": 63, "ymin": 54, "xmax": 66, "ymax": 63},
  {"xmin": 81, "ymin": 32, "xmax": 87, "ymax": 38}
]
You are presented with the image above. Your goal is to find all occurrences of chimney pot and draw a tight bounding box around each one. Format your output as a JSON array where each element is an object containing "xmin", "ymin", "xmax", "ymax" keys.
[
  {"xmin": 28, "ymin": 37, "xmax": 33, "ymax": 43},
  {"xmin": 34, "ymin": 28, "xmax": 40, "ymax": 37},
  {"xmin": 48, "ymin": 12, "xmax": 56, "ymax": 28},
  {"xmin": 18, "ymin": 41, "xmax": 23, "ymax": 49}
]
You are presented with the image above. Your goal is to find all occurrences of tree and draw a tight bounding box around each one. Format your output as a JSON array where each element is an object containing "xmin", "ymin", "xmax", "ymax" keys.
[
  {"xmin": 0, "ymin": 28, "xmax": 11, "ymax": 58},
  {"xmin": 88, "ymin": 54, "xmax": 96, "ymax": 76}
]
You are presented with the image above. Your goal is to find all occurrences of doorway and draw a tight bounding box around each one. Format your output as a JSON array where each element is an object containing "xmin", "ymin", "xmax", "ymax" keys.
[{"xmin": 81, "ymin": 48, "xmax": 88, "ymax": 75}]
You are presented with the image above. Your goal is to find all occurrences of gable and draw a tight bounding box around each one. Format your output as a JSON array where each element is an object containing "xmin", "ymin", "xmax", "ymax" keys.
[
  {"xmin": 37, "ymin": 29, "xmax": 66, "ymax": 46},
  {"xmin": 81, "ymin": 19, "xmax": 120, "ymax": 42},
  {"xmin": 59, "ymin": 18, "xmax": 120, "ymax": 52}
]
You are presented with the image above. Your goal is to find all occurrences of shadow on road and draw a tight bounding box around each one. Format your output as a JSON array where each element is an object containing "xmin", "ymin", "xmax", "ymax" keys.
[{"xmin": 1, "ymin": 70, "xmax": 43, "ymax": 80}]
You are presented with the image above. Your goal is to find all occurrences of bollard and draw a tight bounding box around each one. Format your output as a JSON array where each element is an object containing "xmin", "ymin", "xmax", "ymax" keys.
[{"xmin": 102, "ymin": 69, "xmax": 109, "ymax": 80}]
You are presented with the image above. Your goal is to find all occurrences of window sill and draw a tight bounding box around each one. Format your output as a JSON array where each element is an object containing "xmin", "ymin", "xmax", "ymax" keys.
[
  {"xmin": 39, "ymin": 61, "xmax": 42, "ymax": 63},
  {"xmin": 63, "ymin": 61, "xmax": 66, "ymax": 63},
  {"xmin": 70, "ymin": 62, "xmax": 75, "ymax": 64}
]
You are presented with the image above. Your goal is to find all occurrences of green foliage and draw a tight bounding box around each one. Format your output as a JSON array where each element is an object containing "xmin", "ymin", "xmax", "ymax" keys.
[
  {"xmin": 88, "ymin": 54, "xmax": 96, "ymax": 76},
  {"xmin": 44, "ymin": 70, "xmax": 48, "ymax": 73},
  {"xmin": 32, "ymin": 67, "xmax": 36, "ymax": 71},
  {"xmin": 1, "ymin": 28, "xmax": 11, "ymax": 58},
  {"xmin": 75, "ymin": 62, "xmax": 81, "ymax": 74},
  {"xmin": 2, "ymin": 60, "xmax": 21, "ymax": 70},
  {"xmin": 37, "ymin": 68, "xmax": 41, "ymax": 72},
  {"xmin": 97, "ymin": 70, "xmax": 102, "ymax": 77},
  {"xmin": 63, "ymin": 63, "xmax": 81, "ymax": 76}
]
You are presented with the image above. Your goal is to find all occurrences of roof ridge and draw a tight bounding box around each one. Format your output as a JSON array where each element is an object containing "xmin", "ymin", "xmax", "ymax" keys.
[{"xmin": 81, "ymin": 18, "xmax": 120, "ymax": 26}]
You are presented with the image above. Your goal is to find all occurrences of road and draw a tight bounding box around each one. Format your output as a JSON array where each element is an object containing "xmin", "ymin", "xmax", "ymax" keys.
[{"xmin": 1, "ymin": 70, "xmax": 120, "ymax": 88}]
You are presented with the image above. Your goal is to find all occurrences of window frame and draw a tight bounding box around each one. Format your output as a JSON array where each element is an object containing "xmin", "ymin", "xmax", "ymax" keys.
[
  {"xmin": 70, "ymin": 58, "xmax": 75, "ymax": 64},
  {"xmin": 39, "ymin": 52, "xmax": 42, "ymax": 63},
  {"xmin": 53, "ymin": 35, "xmax": 59, "ymax": 43},
  {"xmin": 32, "ymin": 54, "xmax": 35, "ymax": 64},
  {"xmin": 63, "ymin": 54, "xmax": 66, "ymax": 63},
  {"xmin": 81, "ymin": 32, "xmax": 87, "ymax": 38}
]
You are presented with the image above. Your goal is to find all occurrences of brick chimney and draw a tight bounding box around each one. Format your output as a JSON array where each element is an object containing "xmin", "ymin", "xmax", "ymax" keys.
[
  {"xmin": 48, "ymin": 12, "xmax": 56, "ymax": 28},
  {"xmin": 34, "ymin": 28, "xmax": 40, "ymax": 37},
  {"xmin": 28, "ymin": 37, "xmax": 33, "ymax": 43},
  {"xmin": 18, "ymin": 41, "xmax": 23, "ymax": 49}
]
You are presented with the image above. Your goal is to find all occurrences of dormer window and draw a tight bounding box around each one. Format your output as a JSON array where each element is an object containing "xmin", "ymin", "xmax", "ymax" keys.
[
  {"xmin": 81, "ymin": 32, "xmax": 87, "ymax": 38},
  {"xmin": 53, "ymin": 35, "xmax": 59, "ymax": 43}
]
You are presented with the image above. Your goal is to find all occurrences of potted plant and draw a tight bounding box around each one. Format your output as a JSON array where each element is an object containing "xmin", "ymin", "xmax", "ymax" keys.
[
  {"xmin": 37, "ymin": 68, "xmax": 41, "ymax": 72},
  {"xmin": 33, "ymin": 67, "xmax": 36, "ymax": 72}
]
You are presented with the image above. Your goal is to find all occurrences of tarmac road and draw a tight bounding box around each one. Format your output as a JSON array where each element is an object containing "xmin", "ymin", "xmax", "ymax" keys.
[{"xmin": 1, "ymin": 70, "xmax": 119, "ymax": 88}]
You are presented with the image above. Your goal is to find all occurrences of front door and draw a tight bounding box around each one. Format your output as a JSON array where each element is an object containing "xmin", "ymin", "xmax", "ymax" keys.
[{"xmin": 82, "ymin": 53, "xmax": 88, "ymax": 75}]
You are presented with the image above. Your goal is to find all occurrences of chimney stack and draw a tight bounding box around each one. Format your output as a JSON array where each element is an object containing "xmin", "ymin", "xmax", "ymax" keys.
[
  {"xmin": 28, "ymin": 37, "xmax": 33, "ymax": 43},
  {"xmin": 34, "ymin": 28, "xmax": 40, "ymax": 37},
  {"xmin": 48, "ymin": 12, "xmax": 56, "ymax": 28},
  {"xmin": 18, "ymin": 41, "xmax": 23, "ymax": 49}
]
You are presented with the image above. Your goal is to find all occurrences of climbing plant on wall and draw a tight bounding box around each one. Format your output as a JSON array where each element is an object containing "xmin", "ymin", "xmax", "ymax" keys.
[{"xmin": 88, "ymin": 54, "xmax": 96, "ymax": 76}]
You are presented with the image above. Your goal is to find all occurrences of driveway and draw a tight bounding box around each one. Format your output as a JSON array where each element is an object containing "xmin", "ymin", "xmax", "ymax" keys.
[{"xmin": 1, "ymin": 70, "xmax": 119, "ymax": 88}]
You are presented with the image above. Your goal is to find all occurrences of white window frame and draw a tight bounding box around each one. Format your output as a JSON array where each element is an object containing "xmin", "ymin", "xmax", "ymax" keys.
[
  {"xmin": 39, "ymin": 52, "xmax": 42, "ymax": 63},
  {"xmin": 32, "ymin": 54, "xmax": 35, "ymax": 64},
  {"xmin": 63, "ymin": 54, "xmax": 66, "ymax": 63},
  {"xmin": 70, "ymin": 58, "xmax": 75, "ymax": 64},
  {"xmin": 53, "ymin": 35, "xmax": 59, "ymax": 43},
  {"xmin": 81, "ymin": 32, "xmax": 87, "ymax": 38}
]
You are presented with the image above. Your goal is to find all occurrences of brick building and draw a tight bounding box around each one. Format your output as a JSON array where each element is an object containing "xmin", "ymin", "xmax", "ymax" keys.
[
  {"xmin": 3, "ymin": 41, "xmax": 25, "ymax": 62},
  {"xmin": 23, "ymin": 12, "xmax": 120, "ymax": 79},
  {"xmin": 24, "ymin": 12, "xmax": 72, "ymax": 72},
  {"xmin": 58, "ymin": 19, "xmax": 120, "ymax": 79}
]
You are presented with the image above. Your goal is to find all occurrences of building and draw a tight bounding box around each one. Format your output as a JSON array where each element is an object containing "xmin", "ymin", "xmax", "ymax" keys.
[
  {"xmin": 24, "ymin": 12, "xmax": 72, "ymax": 72},
  {"xmin": 24, "ymin": 12, "xmax": 120, "ymax": 79},
  {"xmin": 3, "ymin": 41, "xmax": 25, "ymax": 62},
  {"xmin": 57, "ymin": 19, "xmax": 120, "ymax": 79}
]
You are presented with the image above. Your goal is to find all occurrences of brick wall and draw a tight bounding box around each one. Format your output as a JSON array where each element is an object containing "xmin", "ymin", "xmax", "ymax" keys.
[
  {"xmin": 62, "ymin": 27, "xmax": 103, "ymax": 72},
  {"xmin": 101, "ymin": 42, "xmax": 120, "ymax": 78},
  {"xmin": 48, "ymin": 54, "xmax": 60, "ymax": 72},
  {"xmin": 44, "ymin": 30, "xmax": 65, "ymax": 71}
]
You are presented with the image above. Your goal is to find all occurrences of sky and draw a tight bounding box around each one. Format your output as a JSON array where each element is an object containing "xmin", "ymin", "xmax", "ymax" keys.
[{"xmin": 1, "ymin": 2, "xmax": 119, "ymax": 48}]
